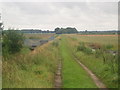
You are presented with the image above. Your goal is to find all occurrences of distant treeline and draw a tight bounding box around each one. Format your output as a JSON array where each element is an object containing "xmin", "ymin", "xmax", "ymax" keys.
[
  {"xmin": 3, "ymin": 27, "xmax": 78, "ymax": 34},
  {"xmin": 19, "ymin": 29, "xmax": 55, "ymax": 33},
  {"xmin": 21, "ymin": 27, "xmax": 78, "ymax": 34},
  {"xmin": 3, "ymin": 28, "xmax": 119, "ymax": 35},
  {"xmin": 78, "ymin": 30, "xmax": 119, "ymax": 35}
]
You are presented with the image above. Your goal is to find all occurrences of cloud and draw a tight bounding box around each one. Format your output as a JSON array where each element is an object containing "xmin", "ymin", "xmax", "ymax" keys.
[{"xmin": 0, "ymin": 2, "xmax": 118, "ymax": 30}]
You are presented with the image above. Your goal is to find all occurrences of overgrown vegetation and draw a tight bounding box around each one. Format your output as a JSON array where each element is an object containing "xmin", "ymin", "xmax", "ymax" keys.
[
  {"xmin": 68, "ymin": 35, "xmax": 118, "ymax": 88},
  {"xmin": 52, "ymin": 41, "xmax": 59, "ymax": 47},
  {"xmin": 2, "ymin": 32, "xmax": 60, "ymax": 88},
  {"xmin": 60, "ymin": 36, "xmax": 97, "ymax": 88},
  {"xmin": 77, "ymin": 42, "xmax": 92, "ymax": 55},
  {"xmin": 2, "ymin": 30, "xmax": 24, "ymax": 57},
  {"xmin": 2, "ymin": 32, "xmax": 118, "ymax": 88},
  {"xmin": 2, "ymin": 40, "xmax": 59, "ymax": 88}
]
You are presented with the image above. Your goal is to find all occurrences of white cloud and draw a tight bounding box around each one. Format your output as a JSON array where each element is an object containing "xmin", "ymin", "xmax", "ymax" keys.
[{"xmin": 0, "ymin": 2, "xmax": 118, "ymax": 31}]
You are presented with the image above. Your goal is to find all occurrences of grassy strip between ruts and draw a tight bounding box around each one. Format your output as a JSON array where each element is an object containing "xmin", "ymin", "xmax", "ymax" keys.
[{"xmin": 60, "ymin": 36, "xmax": 97, "ymax": 88}]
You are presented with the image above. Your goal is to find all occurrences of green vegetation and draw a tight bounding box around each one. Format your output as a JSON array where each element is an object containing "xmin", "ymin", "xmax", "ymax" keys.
[
  {"xmin": 20, "ymin": 47, "xmax": 31, "ymax": 55},
  {"xmin": 74, "ymin": 51, "xmax": 118, "ymax": 88},
  {"xmin": 2, "ymin": 41, "xmax": 59, "ymax": 88},
  {"xmin": 77, "ymin": 42, "xmax": 92, "ymax": 55},
  {"xmin": 2, "ymin": 32, "xmax": 118, "ymax": 88},
  {"xmin": 2, "ymin": 30, "xmax": 24, "ymax": 57},
  {"xmin": 55, "ymin": 27, "xmax": 78, "ymax": 34},
  {"xmin": 70, "ymin": 34, "xmax": 118, "ymax": 50},
  {"xmin": 59, "ymin": 36, "xmax": 97, "ymax": 88},
  {"xmin": 2, "ymin": 32, "xmax": 59, "ymax": 88},
  {"xmin": 67, "ymin": 35, "xmax": 118, "ymax": 88}
]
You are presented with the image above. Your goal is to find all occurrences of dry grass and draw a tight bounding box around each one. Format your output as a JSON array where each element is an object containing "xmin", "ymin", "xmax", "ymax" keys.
[
  {"xmin": 68, "ymin": 34, "xmax": 118, "ymax": 50},
  {"xmin": 24, "ymin": 33, "xmax": 54, "ymax": 39},
  {"xmin": 2, "ymin": 37, "xmax": 59, "ymax": 88}
]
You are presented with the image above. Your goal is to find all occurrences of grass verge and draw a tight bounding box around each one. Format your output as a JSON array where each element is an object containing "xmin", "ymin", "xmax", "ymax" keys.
[
  {"xmin": 2, "ymin": 40, "xmax": 59, "ymax": 88},
  {"xmin": 60, "ymin": 36, "xmax": 97, "ymax": 88},
  {"xmin": 67, "ymin": 35, "xmax": 118, "ymax": 88}
]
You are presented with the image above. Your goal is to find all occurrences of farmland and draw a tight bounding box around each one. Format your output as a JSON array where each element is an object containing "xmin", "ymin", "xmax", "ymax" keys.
[
  {"xmin": 63, "ymin": 34, "xmax": 118, "ymax": 88},
  {"xmin": 24, "ymin": 33, "xmax": 54, "ymax": 39},
  {"xmin": 2, "ymin": 33, "xmax": 118, "ymax": 88}
]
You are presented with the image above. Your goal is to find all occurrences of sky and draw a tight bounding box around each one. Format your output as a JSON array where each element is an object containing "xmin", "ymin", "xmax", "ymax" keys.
[{"xmin": 0, "ymin": 1, "xmax": 118, "ymax": 31}]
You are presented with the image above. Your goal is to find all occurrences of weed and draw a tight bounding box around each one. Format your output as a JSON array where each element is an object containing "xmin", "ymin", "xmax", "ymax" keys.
[
  {"xmin": 34, "ymin": 70, "xmax": 43, "ymax": 75},
  {"xmin": 77, "ymin": 42, "xmax": 86, "ymax": 51},
  {"xmin": 52, "ymin": 41, "xmax": 59, "ymax": 47},
  {"xmin": 77, "ymin": 42, "xmax": 92, "ymax": 54},
  {"xmin": 2, "ymin": 38, "xmax": 59, "ymax": 88},
  {"xmin": 66, "ymin": 34, "xmax": 118, "ymax": 88},
  {"xmin": 105, "ymin": 44, "xmax": 114, "ymax": 50}
]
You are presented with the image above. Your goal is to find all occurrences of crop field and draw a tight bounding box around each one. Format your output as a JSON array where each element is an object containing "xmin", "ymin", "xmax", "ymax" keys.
[
  {"xmin": 24, "ymin": 33, "xmax": 54, "ymax": 39},
  {"xmin": 2, "ymin": 33, "xmax": 118, "ymax": 88},
  {"xmin": 68, "ymin": 34, "xmax": 118, "ymax": 50}
]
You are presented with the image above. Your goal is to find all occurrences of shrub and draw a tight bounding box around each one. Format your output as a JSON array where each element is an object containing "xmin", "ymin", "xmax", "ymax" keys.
[
  {"xmin": 84, "ymin": 47, "xmax": 92, "ymax": 54},
  {"xmin": 105, "ymin": 44, "xmax": 113, "ymax": 49},
  {"xmin": 77, "ymin": 42, "xmax": 86, "ymax": 51},
  {"xmin": 77, "ymin": 42, "xmax": 92, "ymax": 54},
  {"xmin": 2, "ymin": 30, "xmax": 24, "ymax": 57},
  {"xmin": 95, "ymin": 49, "xmax": 102, "ymax": 58}
]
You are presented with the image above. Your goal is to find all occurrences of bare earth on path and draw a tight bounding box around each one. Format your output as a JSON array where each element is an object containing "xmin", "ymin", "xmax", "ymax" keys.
[
  {"xmin": 54, "ymin": 60, "xmax": 62, "ymax": 88},
  {"xmin": 74, "ymin": 55, "xmax": 108, "ymax": 89}
]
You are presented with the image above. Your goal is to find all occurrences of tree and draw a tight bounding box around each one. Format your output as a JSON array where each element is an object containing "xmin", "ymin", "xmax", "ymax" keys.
[
  {"xmin": 55, "ymin": 27, "xmax": 60, "ymax": 33},
  {"xmin": 0, "ymin": 22, "xmax": 3, "ymax": 30},
  {"xmin": 0, "ymin": 13, "xmax": 4, "ymax": 30},
  {"xmin": 2, "ymin": 30, "xmax": 24, "ymax": 56},
  {"xmin": 54, "ymin": 27, "xmax": 78, "ymax": 34}
]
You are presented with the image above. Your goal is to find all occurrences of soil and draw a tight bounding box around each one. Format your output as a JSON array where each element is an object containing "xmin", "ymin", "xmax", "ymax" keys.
[
  {"xmin": 74, "ymin": 55, "xmax": 108, "ymax": 89},
  {"xmin": 54, "ymin": 60, "xmax": 62, "ymax": 88}
]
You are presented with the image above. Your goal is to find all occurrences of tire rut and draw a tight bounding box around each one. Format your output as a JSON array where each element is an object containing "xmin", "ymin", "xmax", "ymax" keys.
[
  {"xmin": 73, "ymin": 55, "xmax": 108, "ymax": 89},
  {"xmin": 54, "ymin": 60, "xmax": 62, "ymax": 88}
]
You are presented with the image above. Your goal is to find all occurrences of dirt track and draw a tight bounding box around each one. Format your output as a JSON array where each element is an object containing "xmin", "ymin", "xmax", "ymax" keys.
[
  {"xmin": 73, "ymin": 55, "xmax": 108, "ymax": 89},
  {"xmin": 54, "ymin": 60, "xmax": 62, "ymax": 88}
]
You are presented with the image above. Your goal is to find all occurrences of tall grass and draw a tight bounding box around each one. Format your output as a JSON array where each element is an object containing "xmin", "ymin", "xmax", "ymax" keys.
[
  {"xmin": 66, "ymin": 35, "xmax": 118, "ymax": 88},
  {"xmin": 24, "ymin": 33, "xmax": 54, "ymax": 39},
  {"xmin": 69, "ymin": 34, "xmax": 118, "ymax": 50},
  {"xmin": 59, "ymin": 36, "xmax": 97, "ymax": 88},
  {"xmin": 2, "ymin": 41, "xmax": 59, "ymax": 88}
]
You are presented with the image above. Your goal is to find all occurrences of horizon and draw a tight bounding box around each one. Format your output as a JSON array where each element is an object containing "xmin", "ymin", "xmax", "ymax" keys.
[{"xmin": 3, "ymin": 28, "xmax": 118, "ymax": 31}]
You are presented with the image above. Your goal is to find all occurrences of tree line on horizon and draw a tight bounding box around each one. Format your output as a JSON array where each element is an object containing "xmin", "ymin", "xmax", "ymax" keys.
[{"xmin": 55, "ymin": 27, "xmax": 78, "ymax": 34}]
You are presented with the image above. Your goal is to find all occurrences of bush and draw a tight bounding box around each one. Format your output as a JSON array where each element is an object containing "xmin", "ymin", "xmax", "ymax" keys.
[
  {"xmin": 95, "ymin": 49, "xmax": 102, "ymax": 58},
  {"xmin": 77, "ymin": 42, "xmax": 92, "ymax": 54},
  {"xmin": 2, "ymin": 30, "xmax": 24, "ymax": 57},
  {"xmin": 77, "ymin": 42, "xmax": 86, "ymax": 51},
  {"xmin": 84, "ymin": 47, "xmax": 92, "ymax": 54},
  {"xmin": 105, "ymin": 44, "xmax": 113, "ymax": 49}
]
